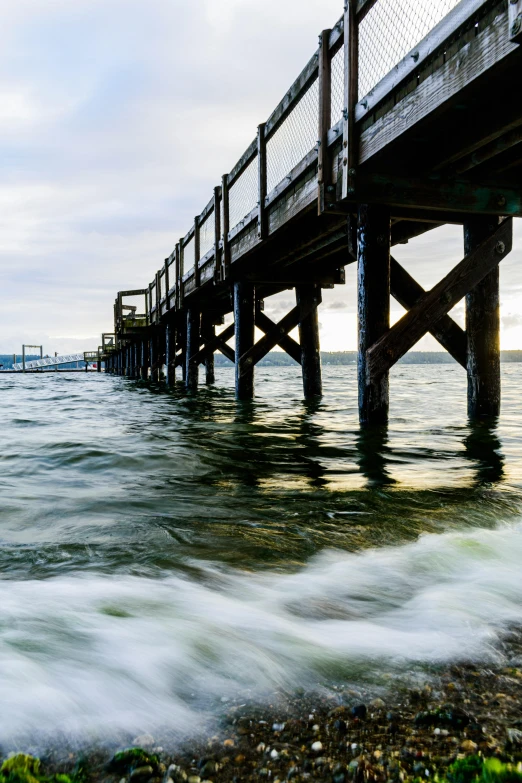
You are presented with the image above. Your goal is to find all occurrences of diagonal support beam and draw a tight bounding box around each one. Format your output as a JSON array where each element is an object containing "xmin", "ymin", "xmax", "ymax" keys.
[
  {"xmin": 238, "ymin": 300, "xmax": 315, "ymax": 377},
  {"xmin": 367, "ymin": 219, "xmax": 512, "ymax": 380},
  {"xmin": 189, "ymin": 322, "xmax": 235, "ymax": 367},
  {"xmin": 390, "ymin": 257, "xmax": 467, "ymax": 368},
  {"xmin": 255, "ymin": 310, "xmax": 302, "ymax": 364}
]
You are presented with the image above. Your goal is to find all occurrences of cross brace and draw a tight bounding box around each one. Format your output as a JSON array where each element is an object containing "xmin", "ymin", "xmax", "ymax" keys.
[
  {"xmin": 238, "ymin": 297, "xmax": 318, "ymax": 377},
  {"xmin": 367, "ymin": 219, "xmax": 513, "ymax": 380},
  {"xmin": 390, "ymin": 257, "xmax": 467, "ymax": 368}
]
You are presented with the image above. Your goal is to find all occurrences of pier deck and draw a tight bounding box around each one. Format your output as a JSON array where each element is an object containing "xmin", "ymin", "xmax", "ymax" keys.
[{"xmin": 103, "ymin": 0, "xmax": 522, "ymax": 423}]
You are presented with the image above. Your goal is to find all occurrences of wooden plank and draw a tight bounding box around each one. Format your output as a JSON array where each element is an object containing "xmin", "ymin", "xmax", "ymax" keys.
[
  {"xmin": 359, "ymin": 6, "xmax": 518, "ymax": 165},
  {"xmin": 258, "ymin": 123, "xmax": 267, "ymax": 240},
  {"xmin": 199, "ymin": 194, "xmax": 215, "ymax": 225},
  {"xmin": 390, "ymin": 257, "xmax": 467, "ymax": 367},
  {"xmin": 318, "ymin": 28, "xmax": 332, "ymax": 208},
  {"xmin": 367, "ymin": 218, "xmax": 513, "ymax": 379},
  {"xmin": 342, "ymin": 0, "xmax": 358, "ymax": 199},
  {"xmin": 509, "ymin": 0, "xmax": 522, "ymax": 43},
  {"xmin": 182, "ymin": 224, "xmax": 195, "ymax": 247},
  {"xmin": 218, "ymin": 342, "xmax": 235, "ymax": 363},
  {"xmin": 194, "ymin": 217, "xmax": 201, "ymax": 288},
  {"xmin": 164, "ymin": 258, "xmax": 170, "ymax": 311},
  {"xmin": 450, "ymin": 126, "xmax": 522, "ymax": 175},
  {"xmin": 175, "ymin": 242, "xmax": 181, "ymax": 310},
  {"xmin": 347, "ymin": 173, "xmax": 522, "ymax": 216},
  {"xmin": 255, "ymin": 310, "xmax": 302, "ymax": 364},
  {"xmin": 355, "ymin": 0, "xmax": 490, "ymax": 123}
]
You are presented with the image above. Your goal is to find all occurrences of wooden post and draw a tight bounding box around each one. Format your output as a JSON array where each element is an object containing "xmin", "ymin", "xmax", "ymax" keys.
[
  {"xmin": 139, "ymin": 339, "xmax": 146, "ymax": 380},
  {"xmin": 149, "ymin": 334, "xmax": 157, "ymax": 382},
  {"xmin": 342, "ymin": 0, "xmax": 358, "ymax": 200},
  {"xmin": 165, "ymin": 323, "xmax": 176, "ymax": 386},
  {"xmin": 318, "ymin": 28, "xmax": 332, "ymax": 213},
  {"xmin": 194, "ymin": 217, "xmax": 201, "ymax": 287},
  {"xmin": 222, "ymin": 174, "xmax": 230, "ymax": 278},
  {"xmin": 186, "ymin": 308, "xmax": 200, "ymax": 392},
  {"xmin": 296, "ymin": 284, "xmax": 322, "ymax": 397},
  {"xmin": 201, "ymin": 314, "xmax": 216, "ymax": 385},
  {"xmin": 214, "ymin": 186, "xmax": 222, "ymax": 280},
  {"xmin": 234, "ymin": 282, "xmax": 255, "ymax": 399},
  {"xmin": 257, "ymin": 124, "xmax": 267, "ymax": 241},
  {"xmin": 357, "ymin": 204, "xmax": 391, "ymax": 426},
  {"xmin": 465, "ymin": 217, "xmax": 502, "ymax": 419}
]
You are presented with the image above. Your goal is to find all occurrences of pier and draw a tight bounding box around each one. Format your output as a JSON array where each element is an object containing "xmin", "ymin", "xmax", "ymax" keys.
[{"xmin": 101, "ymin": 0, "xmax": 522, "ymax": 425}]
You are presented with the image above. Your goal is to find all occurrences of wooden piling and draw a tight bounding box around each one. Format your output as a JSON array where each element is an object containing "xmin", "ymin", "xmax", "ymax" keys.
[
  {"xmin": 201, "ymin": 314, "xmax": 216, "ymax": 385},
  {"xmin": 296, "ymin": 284, "xmax": 322, "ymax": 398},
  {"xmin": 465, "ymin": 217, "xmax": 502, "ymax": 419},
  {"xmin": 165, "ymin": 323, "xmax": 176, "ymax": 386},
  {"xmin": 234, "ymin": 282, "xmax": 255, "ymax": 399},
  {"xmin": 357, "ymin": 204, "xmax": 391, "ymax": 426},
  {"xmin": 186, "ymin": 308, "xmax": 200, "ymax": 392}
]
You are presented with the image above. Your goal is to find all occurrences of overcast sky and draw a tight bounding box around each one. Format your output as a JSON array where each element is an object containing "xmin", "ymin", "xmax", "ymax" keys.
[{"xmin": 1, "ymin": 0, "xmax": 521, "ymax": 356}]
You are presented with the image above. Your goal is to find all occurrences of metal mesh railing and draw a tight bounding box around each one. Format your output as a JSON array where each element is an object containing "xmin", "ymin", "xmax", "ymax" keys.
[
  {"xmin": 331, "ymin": 45, "xmax": 345, "ymax": 125},
  {"xmin": 149, "ymin": 281, "xmax": 156, "ymax": 311},
  {"xmin": 199, "ymin": 210, "xmax": 215, "ymax": 259},
  {"xmin": 266, "ymin": 78, "xmax": 319, "ymax": 194},
  {"xmin": 183, "ymin": 236, "xmax": 195, "ymax": 275},
  {"xmin": 358, "ymin": 0, "xmax": 461, "ymax": 99},
  {"xmin": 158, "ymin": 270, "xmax": 165, "ymax": 299},
  {"xmin": 228, "ymin": 154, "xmax": 258, "ymax": 231}
]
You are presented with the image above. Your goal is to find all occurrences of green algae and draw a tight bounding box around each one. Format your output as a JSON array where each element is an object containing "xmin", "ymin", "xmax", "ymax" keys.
[
  {"xmin": 107, "ymin": 748, "xmax": 159, "ymax": 774},
  {"xmin": 0, "ymin": 755, "xmax": 71, "ymax": 783}
]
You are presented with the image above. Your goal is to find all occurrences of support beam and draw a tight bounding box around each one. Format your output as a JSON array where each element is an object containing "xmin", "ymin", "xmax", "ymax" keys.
[
  {"xmin": 296, "ymin": 284, "xmax": 322, "ymax": 398},
  {"xmin": 140, "ymin": 339, "xmax": 148, "ymax": 380},
  {"xmin": 358, "ymin": 204, "xmax": 391, "ymax": 426},
  {"xmin": 201, "ymin": 314, "xmax": 215, "ymax": 385},
  {"xmin": 465, "ymin": 217, "xmax": 502, "ymax": 419},
  {"xmin": 190, "ymin": 322, "xmax": 235, "ymax": 367},
  {"xmin": 366, "ymin": 219, "xmax": 512, "ymax": 380},
  {"xmin": 255, "ymin": 310, "xmax": 302, "ymax": 365},
  {"xmin": 390, "ymin": 258, "xmax": 467, "ymax": 368},
  {"xmin": 238, "ymin": 300, "xmax": 316, "ymax": 377},
  {"xmin": 186, "ymin": 308, "xmax": 200, "ymax": 392},
  {"xmin": 234, "ymin": 282, "xmax": 255, "ymax": 399}
]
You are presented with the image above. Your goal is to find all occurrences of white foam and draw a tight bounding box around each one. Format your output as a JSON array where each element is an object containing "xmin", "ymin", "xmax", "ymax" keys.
[{"xmin": 1, "ymin": 522, "xmax": 522, "ymax": 744}]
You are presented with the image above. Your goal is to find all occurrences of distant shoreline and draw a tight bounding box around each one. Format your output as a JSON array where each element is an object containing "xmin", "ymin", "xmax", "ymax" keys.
[{"xmin": 213, "ymin": 350, "xmax": 522, "ymax": 367}]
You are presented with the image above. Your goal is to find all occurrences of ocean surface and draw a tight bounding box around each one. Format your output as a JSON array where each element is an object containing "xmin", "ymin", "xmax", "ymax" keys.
[{"xmin": 1, "ymin": 365, "xmax": 522, "ymax": 749}]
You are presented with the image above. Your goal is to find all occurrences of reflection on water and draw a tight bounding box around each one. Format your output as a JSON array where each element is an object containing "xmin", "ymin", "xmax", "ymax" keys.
[{"xmin": 0, "ymin": 365, "xmax": 521, "ymax": 745}]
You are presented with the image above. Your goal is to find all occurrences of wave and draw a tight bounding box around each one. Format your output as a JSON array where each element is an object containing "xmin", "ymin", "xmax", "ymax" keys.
[{"xmin": 1, "ymin": 522, "xmax": 521, "ymax": 745}]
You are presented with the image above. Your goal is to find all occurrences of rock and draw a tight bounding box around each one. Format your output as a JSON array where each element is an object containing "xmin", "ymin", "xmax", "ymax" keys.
[
  {"xmin": 223, "ymin": 739, "xmax": 234, "ymax": 749},
  {"xmin": 109, "ymin": 749, "xmax": 159, "ymax": 775},
  {"xmin": 369, "ymin": 698, "xmax": 386, "ymax": 710},
  {"xmin": 272, "ymin": 723, "xmax": 285, "ymax": 732},
  {"xmin": 461, "ymin": 740, "xmax": 478, "ymax": 752},
  {"xmin": 130, "ymin": 766, "xmax": 154, "ymax": 781},
  {"xmin": 351, "ymin": 704, "xmax": 367, "ymax": 720},
  {"xmin": 270, "ymin": 750, "xmax": 280, "ymax": 760},
  {"xmin": 415, "ymin": 706, "xmax": 471, "ymax": 729},
  {"xmin": 311, "ymin": 741, "xmax": 323, "ymax": 753},
  {"xmin": 187, "ymin": 777, "xmax": 200, "ymax": 783},
  {"xmin": 199, "ymin": 762, "xmax": 216, "ymax": 778}
]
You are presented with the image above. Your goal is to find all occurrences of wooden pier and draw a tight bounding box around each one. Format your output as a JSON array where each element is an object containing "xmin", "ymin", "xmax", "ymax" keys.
[{"xmin": 101, "ymin": 0, "xmax": 522, "ymax": 424}]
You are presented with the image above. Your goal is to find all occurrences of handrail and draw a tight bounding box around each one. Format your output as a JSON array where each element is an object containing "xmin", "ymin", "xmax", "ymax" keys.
[{"xmin": 131, "ymin": 0, "xmax": 492, "ymax": 330}]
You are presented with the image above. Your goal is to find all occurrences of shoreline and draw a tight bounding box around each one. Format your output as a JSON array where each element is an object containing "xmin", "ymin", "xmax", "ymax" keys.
[{"xmin": 8, "ymin": 651, "xmax": 522, "ymax": 783}]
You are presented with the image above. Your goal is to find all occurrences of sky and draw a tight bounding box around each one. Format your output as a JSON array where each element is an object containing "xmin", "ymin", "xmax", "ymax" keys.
[{"xmin": 0, "ymin": 0, "xmax": 521, "ymax": 355}]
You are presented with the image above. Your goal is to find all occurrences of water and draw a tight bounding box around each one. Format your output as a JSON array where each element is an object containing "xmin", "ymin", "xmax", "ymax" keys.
[{"xmin": 1, "ymin": 365, "xmax": 522, "ymax": 748}]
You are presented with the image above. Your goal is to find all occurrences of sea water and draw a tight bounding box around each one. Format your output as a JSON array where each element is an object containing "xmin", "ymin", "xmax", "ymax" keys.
[{"xmin": 1, "ymin": 365, "xmax": 522, "ymax": 747}]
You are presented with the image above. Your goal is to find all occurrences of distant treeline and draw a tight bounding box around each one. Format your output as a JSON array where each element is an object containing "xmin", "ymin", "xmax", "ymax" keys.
[{"xmin": 214, "ymin": 351, "xmax": 522, "ymax": 366}]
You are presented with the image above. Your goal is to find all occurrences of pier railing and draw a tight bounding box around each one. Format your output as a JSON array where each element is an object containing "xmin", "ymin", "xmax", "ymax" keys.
[{"xmin": 140, "ymin": 0, "xmax": 493, "ymax": 326}]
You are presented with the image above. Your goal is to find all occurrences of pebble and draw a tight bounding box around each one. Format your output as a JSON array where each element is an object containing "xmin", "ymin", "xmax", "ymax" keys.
[
  {"xmin": 311, "ymin": 741, "xmax": 323, "ymax": 753},
  {"xmin": 223, "ymin": 739, "xmax": 234, "ymax": 748},
  {"xmin": 187, "ymin": 777, "xmax": 200, "ymax": 783},
  {"xmin": 370, "ymin": 698, "xmax": 386, "ymax": 709},
  {"xmin": 461, "ymin": 739, "xmax": 478, "ymax": 752},
  {"xmin": 129, "ymin": 766, "xmax": 154, "ymax": 781},
  {"xmin": 270, "ymin": 749, "xmax": 280, "ymax": 760},
  {"xmin": 351, "ymin": 704, "xmax": 367, "ymax": 720},
  {"xmin": 256, "ymin": 743, "xmax": 266, "ymax": 753},
  {"xmin": 272, "ymin": 723, "xmax": 285, "ymax": 732}
]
